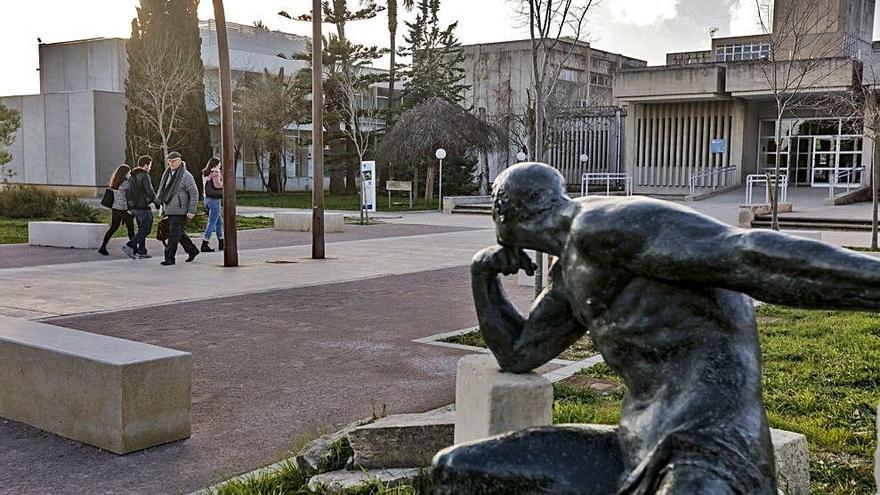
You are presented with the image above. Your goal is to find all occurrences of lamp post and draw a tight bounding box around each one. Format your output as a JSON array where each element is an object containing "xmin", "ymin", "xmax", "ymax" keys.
[
  {"xmin": 436, "ymin": 148, "xmax": 446, "ymax": 211},
  {"xmin": 212, "ymin": 0, "xmax": 238, "ymax": 267}
]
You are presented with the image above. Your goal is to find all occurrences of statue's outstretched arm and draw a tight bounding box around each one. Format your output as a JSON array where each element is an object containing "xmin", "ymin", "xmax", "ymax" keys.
[
  {"xmin": 472, "ymin": 246, "xmax": 587, "ymax": 373},
  {"xmin": 604, "ymin": 205, "xmax": 880, "ymax": 311}
]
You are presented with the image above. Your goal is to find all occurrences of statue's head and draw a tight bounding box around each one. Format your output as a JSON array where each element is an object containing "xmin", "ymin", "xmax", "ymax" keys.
[{"xmin": 492, "ymin": 162, "xmax": 572, "ymax": 255}]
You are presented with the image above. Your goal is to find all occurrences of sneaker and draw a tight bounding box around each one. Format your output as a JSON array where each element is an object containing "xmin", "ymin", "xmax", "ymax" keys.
[
  {"xmin": 98, "ymin": 247, "xmax": 109, "ymax": 256},
  {"xmin": 138, "ymin": 254, "xmax": 152, "ymax": 259},
  {"xmin": 160, "ymin": 260, "xmax": 175, "ymax": 266},
  {"xmin": 121, "ymin": 245, "xmax": 136, "ymax": 260},
  {"xmin": 186, "ymin": 251, "xmax": 199, "ymax": 263}
]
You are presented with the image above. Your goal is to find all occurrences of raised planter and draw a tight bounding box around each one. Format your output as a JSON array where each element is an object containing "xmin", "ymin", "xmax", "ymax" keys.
[{"xmin": 28, "ymin": 221, "xmax": 106, "ymax": 249}]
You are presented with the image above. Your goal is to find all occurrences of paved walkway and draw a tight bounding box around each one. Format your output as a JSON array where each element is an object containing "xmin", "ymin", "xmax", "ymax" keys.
[{"xmin": 0, "ymin": 268, "xmax": 533, "ymax": 495}]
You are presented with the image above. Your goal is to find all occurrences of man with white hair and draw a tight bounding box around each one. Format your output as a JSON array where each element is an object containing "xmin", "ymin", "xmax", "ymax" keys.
[{"xmin": 156, "ymin": 151, "xmax": 200, "ymax": 266}]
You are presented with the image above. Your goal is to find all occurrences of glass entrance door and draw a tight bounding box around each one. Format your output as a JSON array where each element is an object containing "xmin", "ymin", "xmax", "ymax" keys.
[
  {"xmin": 792, "ymin": 136, "xmax": 813, "ymax": 185},
  {"xmin": 811, "ymin": 137, "xmax": 836, "ymax": 186}
]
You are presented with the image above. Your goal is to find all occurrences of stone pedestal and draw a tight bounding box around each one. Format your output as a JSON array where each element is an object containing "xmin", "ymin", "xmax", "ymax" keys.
[
  {"xmin": 28, "ymin": 221, "xmax": 106, "ymax": 249},
  {"xmin": 274, "ymin": 212, "xmax": 344, "ymax": 233},
  {"xmin": 454, "ymin": 354, "xmax": 552, "ymax": 444}
]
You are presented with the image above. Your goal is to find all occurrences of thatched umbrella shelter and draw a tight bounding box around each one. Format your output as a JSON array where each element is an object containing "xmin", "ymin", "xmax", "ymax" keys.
[{"xmin": 379, "ymin": 97, "xmax": 502, "ymax": 203}]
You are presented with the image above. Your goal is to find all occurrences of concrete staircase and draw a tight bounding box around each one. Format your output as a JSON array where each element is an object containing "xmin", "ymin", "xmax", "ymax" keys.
[{"xmin": 753, "ymin": 215, "xmax": 875, "ymax": 231}]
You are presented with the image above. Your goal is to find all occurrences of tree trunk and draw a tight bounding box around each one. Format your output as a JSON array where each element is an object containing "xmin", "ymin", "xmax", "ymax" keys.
[
  {"xmin": 479, "ymin": 150, "xmax": 490, "ymax": 195},
  {"xmin": 425, "ymin": 163, "xmax": 435, "ymax": 205},
  {"xmin": 770, "ymin": 113, "xmax": 783, "ymax": 231},
  {"xmin": 268, "ymin": 151, "xmax": 283, "ymax": 193},
  {"xmin": 873, "ymin": 144, "xmax": 879, "ymax": 250},
  {"xmin": 413, "ymin": 165, "xmax": 420, "ymax": 200},
  {"xmin": 389, "ymin": 26, "xmax": 397, "ymax": 111}
]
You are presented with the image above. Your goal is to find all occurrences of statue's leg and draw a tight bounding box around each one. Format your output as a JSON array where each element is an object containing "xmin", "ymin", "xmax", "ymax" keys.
[{"xmin": 655, "ymin": 464, "xmax": 737, "ymax": 495}]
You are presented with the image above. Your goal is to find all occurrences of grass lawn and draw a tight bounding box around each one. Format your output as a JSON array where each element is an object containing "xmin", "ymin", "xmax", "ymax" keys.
[
  {"xmin": 237, "ymin": 192, "xmax": 439, "ymax": 212},
  {"xmin": 0, "ymin": 212, "xmax": 274, "ymax": 245},
  {"xmin": 441, "ymin": 329, "xmax": 597, "ymax": 362},
  {"xmin": 554, "ymin": 306, "xmax": 880, "ymax": 495}
]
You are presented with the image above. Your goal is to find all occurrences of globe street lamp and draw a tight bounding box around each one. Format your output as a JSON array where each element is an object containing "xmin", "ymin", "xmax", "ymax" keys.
[
  {"xmin": 436, "ymin": 148, "xmax": 447, "ymax": 211},
  {"xmin": 516, "ymin": 151, "xmax": 527, "ymax": 163}
]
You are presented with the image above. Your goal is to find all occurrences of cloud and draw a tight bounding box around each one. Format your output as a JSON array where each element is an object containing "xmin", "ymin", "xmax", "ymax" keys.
[
  {"xmin": 729, "ymin": 0, "xmax": 770, "ymax": 36},
  {"xmin": 609, "ymin": 0, "xmax": 681, "ymax": 27}
]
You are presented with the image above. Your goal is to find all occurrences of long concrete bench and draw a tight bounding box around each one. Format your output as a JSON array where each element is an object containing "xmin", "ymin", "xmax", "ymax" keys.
[
  {"xmin": 274, "ymin": 212, "xmax": 345, "ymax": 233},
  {"xmin": 0, "ymin": 316, "xmax": 191, "ymax": 454},
  {"xmin": 28, "ymin": 221, "xmax": 106, "ymax": 249}
]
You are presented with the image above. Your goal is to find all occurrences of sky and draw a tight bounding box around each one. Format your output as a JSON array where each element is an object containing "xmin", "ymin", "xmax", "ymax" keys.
[{"xmin": 1, "ymin": 0, "xmax": 879, "ymax": 96}]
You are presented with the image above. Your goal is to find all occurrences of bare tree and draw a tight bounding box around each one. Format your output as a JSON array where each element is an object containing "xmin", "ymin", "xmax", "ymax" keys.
[
  {"xmin": 513, "ymin": 0, "xmax": 595, "ymax": 293},
  {"xmin": 125, "ymin": 39, "xmax": 205, "ymax": 159},
  {"xmin": 825, "ymin": 62, "xmax": 880, "ymax": 250},
  {"xmin": 754, "ymin": 0, "xmax": 840, "ymax": 230}
]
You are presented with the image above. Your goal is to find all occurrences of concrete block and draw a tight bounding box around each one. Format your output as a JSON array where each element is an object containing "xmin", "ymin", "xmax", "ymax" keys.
[
  {"xmin": 295, "ymin": 417, "xmax": 371, "ymax": 477},
  {"xmin": 308, "ymin": 468, "xmax": 423, "ymax": 494},
  {"xmin": 454, "ymin": 354, "xmax": 552, "ymax": 444},
  {"xmin": 737, "ymin": 208, "xmax": 756, "ymax": 228},
  {"xmin": 349, "ymin": 410, "xmax": 454, "ymax": 469},
  {"xmin": 28, "ymin": 221, "xmax": 106, "ymax": 249},
  {"xmin": 876, "ymin": 402, "xmax": 879, "ymax": 495},
  {"xmin": 274, "ymin": 212, "xmax": 344, "ymax": 233},
  {"xmin": 771, "ymin": 428, "xmax": 809, "ymax": 495},
  {"xmin": 0, "ymin": 316, "xmax": 191, "ymax": 454}
]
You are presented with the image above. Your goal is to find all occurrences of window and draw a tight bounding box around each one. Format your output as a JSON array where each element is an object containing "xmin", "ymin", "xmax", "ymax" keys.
[
  {"xmin": 559, "ymin": 67, "xmax": 583, "ymax": 82},
  {"xmin": 715, "ymin": 43, "xmax": 770, "ymax": 62}
]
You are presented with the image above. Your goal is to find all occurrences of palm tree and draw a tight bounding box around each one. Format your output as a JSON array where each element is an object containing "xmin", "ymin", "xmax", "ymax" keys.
[{"xmin": 386, "ymin": 0, "xmax": 413, "ymax": 111}]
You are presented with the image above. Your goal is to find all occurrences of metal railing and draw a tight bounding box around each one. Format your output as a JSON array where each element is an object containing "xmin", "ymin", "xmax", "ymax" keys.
[
  {"xmin": 581, "ymin": 173, "xmax": 633, "ymax": 197},
  {"xmin": 746, "ymin": 173, "xmax": 788, "ymax": 205},
  {"xmin": 688, "ymin": 166, "xmax": 738, "ymax": 197},
  {"xmin": 828, "ymin": 166, "xmax": 865, "ymax": 199}
]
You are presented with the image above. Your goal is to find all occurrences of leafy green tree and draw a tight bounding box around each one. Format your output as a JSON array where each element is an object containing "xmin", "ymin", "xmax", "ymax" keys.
[
  {"xmin": 398, "ymin": 0, "xmax": 468, "ymax": 110},
  {"xmin": 0, "ymin": 102, "xmax": 21, "ymax": 182},
  {"xmin": 124, "ymin": 0, "xmax": 213, "ymax": 186}
]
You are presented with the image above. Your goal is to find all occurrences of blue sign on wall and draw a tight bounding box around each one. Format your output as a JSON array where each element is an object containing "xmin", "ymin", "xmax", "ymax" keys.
[{"xmin": 710, "ymin": 139, "xmax": 726, "ymax": 154}]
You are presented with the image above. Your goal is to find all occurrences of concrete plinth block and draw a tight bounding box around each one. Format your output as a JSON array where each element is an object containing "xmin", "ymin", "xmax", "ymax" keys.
[
  {"xmin": 307, "ymin": 468, "xmax": 423, "ymax": 493},
  {"xmin": 0, "ymin": 316, "xmax": 191, "ymax": 454},
  {"xmin": 274, "ymin": 212, "xmax": 344, "ymax": 233},
  {"xmin": 349, "ymin": 410, "xmax": 454, "ymax": 469},
  {"xmin": 28, "ymin": 221, "xmax": 106, "ymax": 249},
  {"xmin": 737, "ymin": 208, "xmax": 756, "ymax": 228},
  {"xmin": 454, "ymin": 354, "xmax": 552, "ymax": 444},
  {"xmin": 875, "ymin": 402, "xmax": 879, "ymax": 495},
  {"xmin": 770, "ymin": 428, "xmax": 810, "ymax": 495}
]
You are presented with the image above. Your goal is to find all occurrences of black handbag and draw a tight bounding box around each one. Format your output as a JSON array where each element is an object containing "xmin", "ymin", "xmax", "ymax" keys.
[{"xmin": 100, "ymin": 189, "xmax": 114, "ymax": 208}]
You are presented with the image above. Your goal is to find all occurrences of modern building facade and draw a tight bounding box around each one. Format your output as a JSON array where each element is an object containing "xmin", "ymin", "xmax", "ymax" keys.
[
  {"xmin": 0, "ymin": 21, "xmax": 383, "ymax": 195},
  {"xmin": 614, "ymin": 0, "xmax": 877, "ymax": 196},
  {"xmin": 459, "ymin": 39, "xmax": 645, "ymax": 185}
]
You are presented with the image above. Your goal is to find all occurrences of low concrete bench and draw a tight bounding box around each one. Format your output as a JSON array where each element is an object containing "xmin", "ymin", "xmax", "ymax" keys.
[
  {"xmin": 28, "ymin": 221, "xmax": 106, "ymax": 249},
  {"xmin": 0, "ymin": 316, "xmax": 191, "ymax": 454},
  {"xmin": 274, "ymin": 212, "xmax": 344, "ymax": 233}
]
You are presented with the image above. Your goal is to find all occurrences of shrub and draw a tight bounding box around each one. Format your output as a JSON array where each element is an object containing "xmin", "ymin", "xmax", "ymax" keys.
[
  {"xmin": 0, "ymin": 186, "xmax": 58, "ymax": 218},
  {"xmin": 52, "ymin": 196, "xmax": 101, "ymax": 223}
]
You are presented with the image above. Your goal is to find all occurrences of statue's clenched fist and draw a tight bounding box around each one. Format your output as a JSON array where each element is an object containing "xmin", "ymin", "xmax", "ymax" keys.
[{"xmin": 472, "ymin": 245, "xmax": 537, "ymax": 277}]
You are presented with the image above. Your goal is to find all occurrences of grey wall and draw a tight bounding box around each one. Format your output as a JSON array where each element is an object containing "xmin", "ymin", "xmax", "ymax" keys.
[
  {"xmin": 93, "ymin": 91, "xmax": 126, "ymax": 185},
  {"xmin": 0, "ymin": 91, "xmax": 101, "ymax": 187},
  {"xmin": 39, "ymin": 39, "xmax": 127, "ymax": 94}
]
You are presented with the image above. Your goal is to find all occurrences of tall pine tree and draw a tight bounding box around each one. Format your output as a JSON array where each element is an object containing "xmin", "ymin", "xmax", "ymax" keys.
[
  {"xmin": 124, "ymin": 0, "xmax": 213, "ymax": 186},
  {"xmin": 398, "ymin": 0, "xmax": 467, "ymax": 110}
]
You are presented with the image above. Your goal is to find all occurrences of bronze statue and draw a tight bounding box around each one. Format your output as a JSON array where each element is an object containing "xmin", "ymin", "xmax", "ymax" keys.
[{"xmin": 433, "ymin": 163, "xmax": 880, "ymax": 494}]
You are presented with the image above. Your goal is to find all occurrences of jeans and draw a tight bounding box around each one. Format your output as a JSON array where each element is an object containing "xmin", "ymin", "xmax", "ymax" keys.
[
  {"xmin": 101, "ymin": 209, "xmax": 134, "ymax": 249},
  {"xmin": 127, "ymin": 210, "xmax": 153, "ymax": 255},
  {"xmin": 203, "ymin": 197, "xmax": 223, "ymax": 240},
  {"xmin": 164, "ymin": 215, "xmax": 198, "ymax": 263}
]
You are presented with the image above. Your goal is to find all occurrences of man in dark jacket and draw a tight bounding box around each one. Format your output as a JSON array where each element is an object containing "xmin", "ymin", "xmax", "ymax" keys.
[
  {"xmin": 122, "ymin": 156, "xmax": 157, "ymax": 259},
  {"xmin": 156, "ymin": 151, "xmax": 200, "ymax": 266}
]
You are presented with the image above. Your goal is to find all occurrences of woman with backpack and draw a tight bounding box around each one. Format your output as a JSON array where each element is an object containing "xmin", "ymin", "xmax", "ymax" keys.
[
  {"xmin": 201, "ymin": 157, "xmax": 224, "ymax": 252},
  {"xmin": 98, "ymin": 164, "xmax": 134, "ymax": 256}
]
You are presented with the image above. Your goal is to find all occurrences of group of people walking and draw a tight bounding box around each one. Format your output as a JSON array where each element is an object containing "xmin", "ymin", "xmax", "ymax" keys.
[{"xmin": 99, "ymin": 151, "xmax": 225, "ymax": 266}]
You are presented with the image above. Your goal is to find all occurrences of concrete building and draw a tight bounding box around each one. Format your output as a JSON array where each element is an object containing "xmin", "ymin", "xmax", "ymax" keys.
[
  {"xmin": 459, "ymin": 39, "xmax": 645, "ymax": 185},
  {"xmin": 614, "ymin": 0, "xmax": 877, "ymax": 196},
  {"xmin": 0, "ymin": 21, "xmax": 367, "ymax": 195}
]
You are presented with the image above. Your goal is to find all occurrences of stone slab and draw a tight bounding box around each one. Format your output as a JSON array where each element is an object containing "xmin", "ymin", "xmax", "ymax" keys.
[
  {"xmin": 349, "ymin": 410, "xmax": 454, "ymax": 469},
  {"xmin": 307, "ymin": 468, "xmax": 423, "ymax": 493},
  {"xmin": 434, "ymin": 424, "xmax": 809, "ymax": 495},
  {"xmin": 28, "ymin": 221, "xmax": 106, "ymax": 249},
  {"xmin": 274, "ymin": 212, "xmax": 344, "ymax": 233},
  {"xmin": 295, "ymin": 418, "xmax": 371, "ymax": 477},
  {"xmin": 454, "ymin": 354, "xmax": 552, "ymax": 444},
  {"xmin": 0, "ymin": 315, "xmax": 191, "ymax": 454}
]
